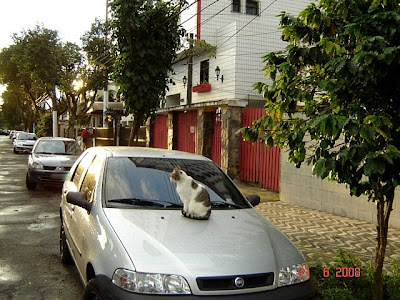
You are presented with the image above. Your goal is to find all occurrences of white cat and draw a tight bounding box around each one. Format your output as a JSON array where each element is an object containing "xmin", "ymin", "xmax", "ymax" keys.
[{"xmin": 170, "ymin": 165, "xmax": 211, "ymax": 220}]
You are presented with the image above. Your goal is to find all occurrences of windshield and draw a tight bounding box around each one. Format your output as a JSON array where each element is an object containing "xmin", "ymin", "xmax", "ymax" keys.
[
  {"xmin": 17, "ymin": 133, "xmax": 36, "ymax": 140},
  {"xmin": 104, "ymin": 157, "xmax": 250, "ymax": 209},
  {"xmin": 34, "ymin": 140, "xmax": 81, "ymax": 155}
]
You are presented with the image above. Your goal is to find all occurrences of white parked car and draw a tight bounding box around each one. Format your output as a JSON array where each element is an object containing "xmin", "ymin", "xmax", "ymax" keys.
[
  {"xmin": 26, "ymin": 137, "xmax": 82, "ymax": 190},
  {"xmin": 13, "ymin": 132, "xmax": 37, "ymax": 153},
  {"xmin": 60, "ymin": 147, "xmax": 314, "ymax": 300}
]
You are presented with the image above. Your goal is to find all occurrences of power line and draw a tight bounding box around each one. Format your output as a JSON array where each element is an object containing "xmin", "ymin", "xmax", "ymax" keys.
[
  {"xmin": 218, "ymin": 0, "xmax": 280, "ymax": 48},
  {"xmin": 179, "ymin": 0, "xmax": 221, "ymax": 28}
]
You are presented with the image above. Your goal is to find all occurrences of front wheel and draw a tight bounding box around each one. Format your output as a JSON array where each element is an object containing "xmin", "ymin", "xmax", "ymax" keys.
[
  {"xmin": 13, "ymin": 148, "xmax": 18, "ymax": 154},
  {"xmin": 25, "ymin": 173, "xmax": 37, "ymax": 190},
  {"xmin": 60, "ymin": 223, "xmax": 73, "ymax": 265},
  {"xmin": 83, "ymin": 278, "xmax": 102, "ymax": 300}
]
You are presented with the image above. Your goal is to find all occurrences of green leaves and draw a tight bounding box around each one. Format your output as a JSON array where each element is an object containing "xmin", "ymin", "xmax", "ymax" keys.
[
  {"xmin": 313, "ymin": 158, "xmax": 335, "ymax": 179},
  {"xmin": 109, "ymin": 0, "xmax": 186, "ymax": 133},
  {"xmin": 242, "ymin": 0, "xmax": 400, "ymax": 204}
]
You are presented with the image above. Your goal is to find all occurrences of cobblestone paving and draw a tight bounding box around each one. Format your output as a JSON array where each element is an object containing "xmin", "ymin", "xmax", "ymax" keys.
[{"xmin": 255, "ymin": 201, "xmax": 400, "ymax": 273}]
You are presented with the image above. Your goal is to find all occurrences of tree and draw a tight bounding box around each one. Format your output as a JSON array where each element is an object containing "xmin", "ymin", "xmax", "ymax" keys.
[
  {"xmin": 109, "ymin": 0, "xmax": 186, "ymax": 145},
  {"xmin": 0, "ymin": 43, "xmax": 45, "ymax": 124},
  {"xmin": 0, "ymin": 24, "xmax": 106, "ymax": 138},
  {"xmin": 1, "ymin": 84, "xmax": 36, "ymax": 131},
  {"xmin": 241, "ymin": 1, "xmax": 400, "ymax": 299},
  {"xmin": 81, "ymin": 18, "xmax": 114, "ymax": 89}
]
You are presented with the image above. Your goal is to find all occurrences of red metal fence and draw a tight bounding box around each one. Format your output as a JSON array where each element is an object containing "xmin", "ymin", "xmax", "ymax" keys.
[
  {"xmin": 174, "ymin": 111, "xmax": 197, "ymax": 154},
  {"xmin": 210, "ymin": 109, "xmax": 222, "ymax": 166},
  {"xmin": 239, "ymin": 108, "xmax": 280, "ymax": 192},
  {"xmin": 152, "ymin": 115, "xmax": 168, "ymax": 149}
]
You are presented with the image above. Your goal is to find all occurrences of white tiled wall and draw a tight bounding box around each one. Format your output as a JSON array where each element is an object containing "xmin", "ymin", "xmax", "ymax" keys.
[
  {"xmin": 166, "ymin": 0, "xmax": 311, "ymax": 105},
  {"xmin": 280, "ymin": 151, "xmax": 400, "ymax": 229}
]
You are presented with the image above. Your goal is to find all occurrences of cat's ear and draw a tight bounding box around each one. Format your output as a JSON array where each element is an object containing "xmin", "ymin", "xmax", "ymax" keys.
[{"xmin": 176, "ymin": 165, "xmax": 182, "ymax": 170}]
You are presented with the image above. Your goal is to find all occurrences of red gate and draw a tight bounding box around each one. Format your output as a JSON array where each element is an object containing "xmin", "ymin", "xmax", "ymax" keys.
[
  {"xmin": 239, "ymin": 108, "xmax": 280, "ymax": 192},
  {"xmin": 210, "ymin": 109, "xmax": 222, "ymax": 166},
  {"xmin": 152, "ymin": 115, "xmax": 168, "ymax": 149},
  {"xmin": 174, "ymin": 111, "xmax": 197, "ymax": 154}
]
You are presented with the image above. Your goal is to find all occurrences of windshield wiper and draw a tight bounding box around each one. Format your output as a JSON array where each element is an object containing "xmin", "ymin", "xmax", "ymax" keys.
[
  {"xmin": 211, "ymin": 201, "xmax": 244, "ymax": 209},
  {"xmin": 107, "ymin": 198, "xmax": 182, "ymax": 208},
  {"xmin": 35, "ymin": 151, "xmax": 55, "ymax": 155}
]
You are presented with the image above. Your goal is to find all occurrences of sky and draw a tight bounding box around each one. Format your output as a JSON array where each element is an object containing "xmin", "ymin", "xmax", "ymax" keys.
[{"xmin": 0, "ymin": 0, "xmax": 108, "ymax": 104}]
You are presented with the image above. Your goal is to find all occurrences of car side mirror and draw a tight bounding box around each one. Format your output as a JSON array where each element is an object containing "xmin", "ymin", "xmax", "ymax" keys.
[
  {"xmin": 247, "ymin": 195, "xmax": 260, "ymax": 207},
  {"xmin": 66, "ymin": 191, "xmax": 92, "ymax": 212}
]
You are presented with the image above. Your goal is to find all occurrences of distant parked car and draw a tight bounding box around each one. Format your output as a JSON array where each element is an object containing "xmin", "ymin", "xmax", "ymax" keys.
[
  {"xmin": 9, "ymin": 130, "xmax": 20, "ymax": 140},
  {"xmin": 26, "ymin": 137, "xmax": 82, "ymax": 190},
  {"xmin": 60, "ymin": 147, "xmax": 314, "ymax": 300},
  {"xmin": 0, "ymin": 129, "xmax": 8, "ymax": 135},
  {"xmin": 13, "ymin": 132, "xmax": 37, "ymax": 153}
]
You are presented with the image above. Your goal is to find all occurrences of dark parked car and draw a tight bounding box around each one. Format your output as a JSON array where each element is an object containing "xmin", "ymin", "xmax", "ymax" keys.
[
  {"xmin": 60, "ymin": 147, "xmax": 314, "ymax": 299},
  {"xmin": 26, "ymin": 137, "xmax": 82, "ymax": 190},
  {"xmin": 0, "ymin": 129, "xmax": 8, "ymax": 135}
]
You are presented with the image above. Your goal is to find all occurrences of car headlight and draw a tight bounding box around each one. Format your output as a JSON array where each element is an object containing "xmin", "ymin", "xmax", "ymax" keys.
[
  {"xmin": 112, "ymin": 269, "xmax": 191, "ymax": 295},
  {"xmin": 29, "ymin": 156, "xmax": 43, "ymax": 170},
  {"xmin": 278, "ymin": 263, "xmax": 310, "ymax": 287}
]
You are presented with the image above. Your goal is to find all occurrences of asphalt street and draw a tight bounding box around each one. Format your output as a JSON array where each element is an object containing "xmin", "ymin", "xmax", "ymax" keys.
[{"xmin": 0, "ymin": 135, "xmax": 82, "ymax": 300}]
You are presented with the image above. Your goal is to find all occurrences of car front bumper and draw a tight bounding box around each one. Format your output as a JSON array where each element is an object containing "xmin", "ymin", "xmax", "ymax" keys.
[
  {"xmin": 28, "ymin": 168, "xmax": 69, "ymax": 184},
  {"xmin": 15, "ymin": 145, "xmax": 34, "ymax": 153},
  {"xmin": 95, "ymin": 275, "xmax": 315, "ymax": 300}
]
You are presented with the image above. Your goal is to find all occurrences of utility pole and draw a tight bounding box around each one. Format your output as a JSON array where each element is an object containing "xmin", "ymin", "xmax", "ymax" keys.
[
  {"xmin": 186, "ymin": 33, "xmax": 194, "ymax": 105},
  {"xmin": 103, "ymin": 0, "xmax": 109, "ymax": 127},
  {"xmin": 52, "ymin": 86, "xmax": 58, "ymax": 137}
]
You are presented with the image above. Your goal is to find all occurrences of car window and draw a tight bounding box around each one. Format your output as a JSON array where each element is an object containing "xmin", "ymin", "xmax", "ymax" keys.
[
  {"xmin": 72, "ymin": 153, "xmax": 95, "ymax": 188},
  {"xmin": 35, "ymin": 140, "xmax": 80, "ymax": 155},
  {"xmin": 79, "ymin": 156, "xmax": 102, "ymax": 202},
  {"xmin": 104, "ymin": 157, "xmax": 250, "ymax": 209},
  {"xmin": 18, "ymin": 133, "xmax": 36, "ymax": 140}
]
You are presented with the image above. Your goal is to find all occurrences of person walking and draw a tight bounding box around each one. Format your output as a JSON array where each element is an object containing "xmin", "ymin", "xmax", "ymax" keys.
[{"xmin": 81, "ymin": 128, "xmax": 89, "ymax": 150}]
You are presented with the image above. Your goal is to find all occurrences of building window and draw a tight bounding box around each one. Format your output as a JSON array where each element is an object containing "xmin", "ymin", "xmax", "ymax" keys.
[
  {"xmin": 246, "ymin": 0, "xmax": 259, "ymax": 15},
  {"xmin": 232, "ymin": 0, "xmax": 240, "ymax": 13},
  {"xmin": 200, "ymin": 60, "xmax": 209, "ymax": 84}
]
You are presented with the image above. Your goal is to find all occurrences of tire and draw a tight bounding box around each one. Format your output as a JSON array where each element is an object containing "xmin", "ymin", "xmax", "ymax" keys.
[
  {"xmin": 13, "ymin": 148, "xmax": 18, "ymax": 154},
  {"xmin": 25, "ymin": 173, "xmax": 37, "ymax": 190},
  {"xmin": 83, "ymin": 278, "xmax": 102, "ymax": 300},
  {"xmin": 60, "ymin": 223, "xmax": 73, "ymax": 265}
]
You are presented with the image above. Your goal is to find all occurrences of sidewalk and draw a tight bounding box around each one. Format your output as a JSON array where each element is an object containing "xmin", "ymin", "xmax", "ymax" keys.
[{"xmin": 235, "ymin": 181, "xmax": 400, "ymax": 272}]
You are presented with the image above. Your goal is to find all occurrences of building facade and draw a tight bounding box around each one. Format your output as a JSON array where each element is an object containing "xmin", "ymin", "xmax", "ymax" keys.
[{"xmin": 155, "ymin": 0, "xmax": 310, "ymax": 179}]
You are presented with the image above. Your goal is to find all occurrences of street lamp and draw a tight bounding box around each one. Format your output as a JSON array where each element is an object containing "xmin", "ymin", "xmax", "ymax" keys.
[
  {"xmin": 183, "ymin": 76, "xmax": 187, "ymax": 88},
  {"xmin": 215, "ymin": 66, "xmax": 223, "ymax": 83}
]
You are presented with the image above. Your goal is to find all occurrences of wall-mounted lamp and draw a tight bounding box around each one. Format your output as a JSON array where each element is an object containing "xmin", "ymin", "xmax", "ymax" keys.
[
  {"xmin": 215, "ymin": 66, "xmax": 224, "ymax": 83},
  {"xmin": 183, "ymin": 76, "xmax": 187, "ymax": 88}
]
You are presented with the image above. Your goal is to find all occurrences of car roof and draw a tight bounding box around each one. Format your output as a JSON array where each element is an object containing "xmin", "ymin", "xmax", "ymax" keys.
[
  {"xmin": 89, "ymin": 146, "xmax": 211, "ymax": 161},
  {"xmin": 37, "ymin": 137, "xmax": 75, "ymax": 142},
  {"xmin": 17, "ymin": 132, "xmax": 36, "ymax": 136}
]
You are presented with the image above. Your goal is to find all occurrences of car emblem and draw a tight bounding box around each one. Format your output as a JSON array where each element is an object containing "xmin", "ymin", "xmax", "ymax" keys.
[{"xmin": 234, "ymin": 277, "xmax": 245, "ymax": 288}]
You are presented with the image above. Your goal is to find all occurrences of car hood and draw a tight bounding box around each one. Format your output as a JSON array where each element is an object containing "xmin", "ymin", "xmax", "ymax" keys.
[
  {"xmin": 103, "ymin": 208, "xmax": 304, "ymax": 278},
  {"xmin": 33, "ymin": 153, "xmax": 79, "ymax": 167},
  {"xmin": 16, "ymin": 140, "xmax": 36, "ymax": 145}
]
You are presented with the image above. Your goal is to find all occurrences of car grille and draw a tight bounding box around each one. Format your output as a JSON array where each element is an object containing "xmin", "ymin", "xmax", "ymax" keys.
[
  {"xmin": 43, "ymin": 166, "xmax": 71, "ymax": 171},
  {"xmin": 196, "ymin": 273, "xmax": 274, "ymax": 291}
]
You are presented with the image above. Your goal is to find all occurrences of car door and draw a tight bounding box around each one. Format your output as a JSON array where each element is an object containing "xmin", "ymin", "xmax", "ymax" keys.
[{"xmin": 63, "ymin": 152, "xmax": 96, "ymax": 263}]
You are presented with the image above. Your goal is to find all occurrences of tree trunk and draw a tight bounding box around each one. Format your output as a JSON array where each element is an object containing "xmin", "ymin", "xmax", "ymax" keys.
[
  {"xmin": 128, "ymin": 115, "xmax": 144, "ymax": 146},
  {"xmin": 372, "ymin": 189, "xmax": 394, "ymax": 300}
]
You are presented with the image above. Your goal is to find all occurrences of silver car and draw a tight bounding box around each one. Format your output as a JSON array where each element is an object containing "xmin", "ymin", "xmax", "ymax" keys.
[
  {"xmin": 26, "ymin": 137, "xmax": 81, "ymax": 190},
  {"xmin": 60, "ymin": 147, "xmax": 314, "ymax": 300},
  {"xmin": 13, "ymin": 132, "xmax": 37, "ymax": 153}
]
